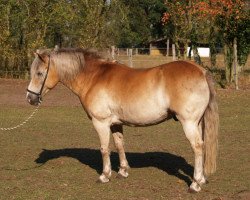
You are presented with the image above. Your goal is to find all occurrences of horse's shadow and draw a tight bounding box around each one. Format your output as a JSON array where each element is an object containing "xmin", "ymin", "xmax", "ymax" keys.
[{"xmin": 35, "ymin": 148, "xmax": 193, "ymax": 186}]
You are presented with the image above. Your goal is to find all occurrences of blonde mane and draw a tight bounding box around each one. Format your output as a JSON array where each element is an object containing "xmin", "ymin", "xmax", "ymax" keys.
[{"xmin": 50, "ymin": 48, "xmax": 103, "ymax": 81}]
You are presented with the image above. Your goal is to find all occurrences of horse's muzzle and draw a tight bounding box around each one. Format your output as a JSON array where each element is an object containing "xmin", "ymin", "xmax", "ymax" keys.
[{"xmin": 26, "ymin": 93, "xmax": 42, "ymax": 106}]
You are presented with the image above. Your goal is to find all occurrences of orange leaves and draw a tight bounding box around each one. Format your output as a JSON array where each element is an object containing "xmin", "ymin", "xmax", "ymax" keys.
[
  {"xmin": 162, "ymin": 0, "xmax": 245, "ymax": 25},
  {"xmin": 162, "ymin": 12, "xmax": 170, "ymax": 24}
]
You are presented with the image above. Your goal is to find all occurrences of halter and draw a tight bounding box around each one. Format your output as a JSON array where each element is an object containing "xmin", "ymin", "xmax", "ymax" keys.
[{"xmin": 27, "ymin": 56, "xmax": 51, "ymax": 102}]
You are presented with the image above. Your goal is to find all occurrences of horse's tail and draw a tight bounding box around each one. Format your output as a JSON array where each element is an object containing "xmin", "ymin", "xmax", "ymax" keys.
[{"xmin": 203, "ymin": 72, "xmax": 219, "ymax": 176}]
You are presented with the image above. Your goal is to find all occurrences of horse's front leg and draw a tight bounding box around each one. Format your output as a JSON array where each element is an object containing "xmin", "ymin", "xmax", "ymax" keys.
[
  {"xmin": 111, "ymin": 125, "xmax": 130, "ymax": 178},
  {"xmin": 92, "ymin": 119, "xmax": 112, "ymax": 183}
]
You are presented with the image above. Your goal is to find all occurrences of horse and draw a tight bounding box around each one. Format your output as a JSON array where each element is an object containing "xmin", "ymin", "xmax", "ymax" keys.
[{"xmin": 26, "ymin": 47, "xmax": 219, "ymax": 193}]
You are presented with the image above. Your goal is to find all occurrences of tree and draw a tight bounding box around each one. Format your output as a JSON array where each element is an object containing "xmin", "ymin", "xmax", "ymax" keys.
[
  {"xmin": 70, "ymin": 0, "xmax": 128, "ymax": 48},
  {"xmin": 0, "ymin": 0, "xmax": 129, "ymax": 77},
  {"xmin": 208, "ymin": 0, "xmax": 248, "ymax": 83},
  {"xmin": 162, "ymin": 0, "xmax": 211, "ymax": 60},
  {"xmin": 119, "ymin": 0, "xmax": 166, "ymax": 47},
  {"xmin": 162, "ymin": 0, "xmax": 249, "ymax": 85}
]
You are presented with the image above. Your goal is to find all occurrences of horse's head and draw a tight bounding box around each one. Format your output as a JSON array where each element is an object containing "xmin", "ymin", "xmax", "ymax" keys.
[{"xmin": 26, "ymin": 50, "xmax": 58, "ymax": 105}]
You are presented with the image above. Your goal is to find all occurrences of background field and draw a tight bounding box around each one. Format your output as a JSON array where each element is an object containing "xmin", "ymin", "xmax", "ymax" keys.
[{"xmin": 0, "ymin": 79, "xmax": 249, "ymax": 200}]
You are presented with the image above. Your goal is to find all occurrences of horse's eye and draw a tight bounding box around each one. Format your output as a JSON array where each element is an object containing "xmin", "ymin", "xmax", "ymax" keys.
[{"xmin": 37, "ymin": 72, "xmax": 43, "ymax": 76}]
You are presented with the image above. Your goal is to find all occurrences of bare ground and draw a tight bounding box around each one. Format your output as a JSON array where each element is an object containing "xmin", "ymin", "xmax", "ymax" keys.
[{"xmin": 0, "ymin": 79, "xmax": 80, "ymax": 107}]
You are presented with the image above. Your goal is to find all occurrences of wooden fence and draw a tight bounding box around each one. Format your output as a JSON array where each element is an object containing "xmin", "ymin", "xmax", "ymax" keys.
[{"xmin": 0, "ymin": 47, "xmax": 249, "ymax": 79}]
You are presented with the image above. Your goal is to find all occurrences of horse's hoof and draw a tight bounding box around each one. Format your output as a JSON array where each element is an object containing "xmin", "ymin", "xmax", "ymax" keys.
[
  {"xmin": 188, "ymin": 188, "xmax": 198, "ymax": 193},
  {"xmin": 96, "ymin": 178, "xmax": 110, "ymax": 183},
  {"xmin": 96, "ymin": 175, "xmax": 110, "ymax": 183},
  {"xmin": 188, "ymin": 181, "xmax": 202, "ymax": 193},
  {"xmin": 116, "ymin": 173, "xmax": 127, "ymax": 179}
]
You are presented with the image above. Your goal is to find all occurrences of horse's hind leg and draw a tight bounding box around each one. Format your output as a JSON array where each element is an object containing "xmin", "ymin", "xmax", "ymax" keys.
[
  {"xmin": 111, "ymin": 125, "xmax": 129, "ymax": 178},
  {"xmin": 92, "ymin": 119, "xmax": 112, "ymax": 183},
  {"xmin": 182, "ymin": 120, "xmax": 206, "ymax": 192}
]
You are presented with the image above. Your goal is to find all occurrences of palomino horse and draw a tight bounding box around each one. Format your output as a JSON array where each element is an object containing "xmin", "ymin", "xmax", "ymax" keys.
[{"xmin": 27, "ymin": 47, "xmax": 219, "ymax": 192}]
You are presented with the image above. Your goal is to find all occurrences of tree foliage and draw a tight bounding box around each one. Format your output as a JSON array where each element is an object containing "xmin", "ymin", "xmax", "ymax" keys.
[
  {"xmin": 119, "ymin": 0, "xmax": 166, "ymax": 47},
  {"xmin": 162, "ymin": 0, "xmax": 249, "ymax": 82},
  {"xmin": 0, "ymin": 0, "xmax": 128, "ymax": 75},
  {"xmin": 0, "ymin": 0, "xmax": 249, "ymax": 82}
]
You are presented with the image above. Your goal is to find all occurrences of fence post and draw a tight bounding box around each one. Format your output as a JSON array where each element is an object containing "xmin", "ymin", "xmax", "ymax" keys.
[
  {"xmin": 172, "ymin": 44, "xmax": 176, "ymax": 61},
  {"xmin": 166, "ymin": 39, "xmax": 169, "ymax": 56},
  {"xmin": 149, "ymin": 43, "xmax": 152, "ymax": 55},
  {"xmin": 135, "ymin": 48, "xmax": 138, "ymax": 55},
  {"xmin": 111, "ymin": 45, "xmax": 115, "ymax": 60},
  {"xmin": 128, "ymin": 48, "xmax": 133, "ymax": 68}
]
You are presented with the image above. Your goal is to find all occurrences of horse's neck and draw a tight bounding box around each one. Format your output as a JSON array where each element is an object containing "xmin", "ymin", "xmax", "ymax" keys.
[{"xmin": 61, "ymin": 60, "xmax": 104, "ymax": 99}]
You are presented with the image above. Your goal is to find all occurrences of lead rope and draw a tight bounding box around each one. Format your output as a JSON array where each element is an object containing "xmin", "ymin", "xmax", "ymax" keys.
[{"xmin": 0, "ymin": 105, "xmax": 40, "ymax": 131}]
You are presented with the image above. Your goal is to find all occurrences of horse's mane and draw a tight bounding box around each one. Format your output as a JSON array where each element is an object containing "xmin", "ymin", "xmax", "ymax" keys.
[
  {"xmin": 49, "ymin": 48, "xmax": 104, "ymax": 81},
  {"xmin": 54, "ymin": 48, "xmax": 103, "ymax": 60}
]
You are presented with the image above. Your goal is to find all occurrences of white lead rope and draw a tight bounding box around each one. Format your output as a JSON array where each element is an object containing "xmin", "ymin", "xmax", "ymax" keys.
[{"xmin": 0, "ymin": 105, "xmax": 40, "ymax": 131}]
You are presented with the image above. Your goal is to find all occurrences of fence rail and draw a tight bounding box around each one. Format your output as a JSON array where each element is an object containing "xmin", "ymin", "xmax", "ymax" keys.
[{"xmin": 0, "ymin": 47, "xmax": 249, "ymax": 79}]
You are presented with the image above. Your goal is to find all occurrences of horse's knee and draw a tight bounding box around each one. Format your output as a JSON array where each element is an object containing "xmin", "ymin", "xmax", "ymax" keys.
[
  {"xmin": 100, "ymin": 147, "xmax": 110, "ymax": 156},
  {"xmin": 195, "ymin": 141, "xmax": 203, "ymax": 149},
  {"xmin": 193, "ymin": 141, "xmax": 204, "ymax": 155}
]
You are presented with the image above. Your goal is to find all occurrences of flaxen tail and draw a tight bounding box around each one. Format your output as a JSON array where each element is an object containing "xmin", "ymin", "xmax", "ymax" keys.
[{"xmin": 203, "ymin": 72, "xmax": 219, "ymax": 176}]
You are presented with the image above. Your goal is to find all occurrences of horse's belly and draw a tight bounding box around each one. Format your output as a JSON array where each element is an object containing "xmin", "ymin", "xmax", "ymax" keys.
[
  {"xmin": 118, "ymin": 99, "xmax": 170, "ymax": 126},
  {"xmin": 122, "ymin": 111, "xmax": 169, "ymax": 126}
]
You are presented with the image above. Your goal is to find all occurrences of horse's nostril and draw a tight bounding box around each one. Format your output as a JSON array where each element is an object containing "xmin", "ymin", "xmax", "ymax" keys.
[
  {"xmin": 26, "ymin": 93, "xmax": 37, "ymax": 105},
  {"xmin": 27, "ymin": 94, "xmax": 31, "ymax": 101}
]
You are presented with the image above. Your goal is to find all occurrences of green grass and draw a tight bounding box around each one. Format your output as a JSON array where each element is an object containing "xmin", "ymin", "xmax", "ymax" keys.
[{"xmin": 0, "ymin": 90, "xmax": 250, "ymax": 199}]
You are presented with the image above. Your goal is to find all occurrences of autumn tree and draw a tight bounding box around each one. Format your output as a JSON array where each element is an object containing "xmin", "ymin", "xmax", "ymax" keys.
[
  {"xmin": 211, "ymin": 0, "xmax": 248, "ymax": 83},
  {"xmin": 162, "ymin": 0, "xmax": 249, "ymax": 84},
  {"xmin": 162, "ymin": 0, "xmax": 211, "ymax": 60},
  {"xmin": 193, "ymin": 0, "xmax": 249, "ymax": 83}
]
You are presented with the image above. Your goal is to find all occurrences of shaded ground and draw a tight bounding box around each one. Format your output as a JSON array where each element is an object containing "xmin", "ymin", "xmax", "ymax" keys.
[{"xmin": 0, "ymin": 78, "xmax": 249, "ymax": 200}]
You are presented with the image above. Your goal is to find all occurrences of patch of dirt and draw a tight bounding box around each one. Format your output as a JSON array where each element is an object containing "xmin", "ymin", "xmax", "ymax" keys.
[
  {"xmin": 234, "ymin": 190, "xmax": 250, "ymax": 200},
  {"xmin": 0, "ymin": 78, "xmax": 81, "ymax": 107}
]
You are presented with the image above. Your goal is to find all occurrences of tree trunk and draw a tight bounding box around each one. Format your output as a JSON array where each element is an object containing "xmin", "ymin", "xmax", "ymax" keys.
[
  {"xmin": 193, "ymin": 45, "xmax": 201, "ymax": 65},
  {"xmin": 233, "ymin": 37, "xmax": 239, "ymax": 90},
  {"xmin": 209, "ymin": 28, "xmax": 217, "ymax": 68},
  {"xmin": 175, "ymin": 42, "xmax": 181, "ymax": 59},
  {"xmin": 224, "ymin": 43, "xmax": 233, "ymax": 83}
]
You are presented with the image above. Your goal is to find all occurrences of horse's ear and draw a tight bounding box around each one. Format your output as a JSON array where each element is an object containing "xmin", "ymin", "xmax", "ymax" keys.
[
  {"xmin": 34, "ymin": 49, "xmax": 40, "ymax": 56},
  {"xmin": 34, "ymin": 50, "xmax": 48, "ymax": 63}
]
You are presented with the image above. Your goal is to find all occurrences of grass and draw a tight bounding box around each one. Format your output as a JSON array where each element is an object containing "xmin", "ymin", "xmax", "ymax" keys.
[{"xmin": 0, "ymin": 90, "xmax": 250, "ymax": 199}]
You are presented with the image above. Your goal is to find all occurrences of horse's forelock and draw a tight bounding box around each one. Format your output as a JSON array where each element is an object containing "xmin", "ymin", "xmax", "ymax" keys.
[{"xmin": 31, "ymin": 55, "xmax": 44, "ymax": 74}]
